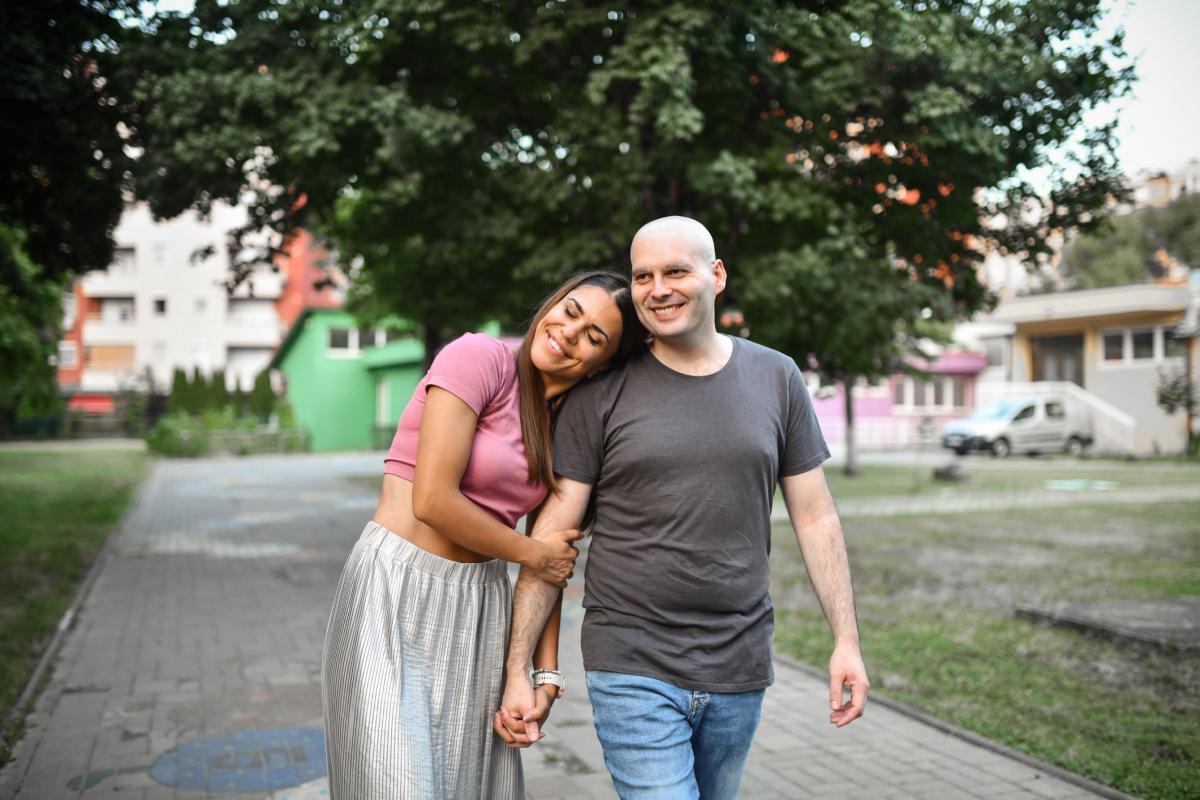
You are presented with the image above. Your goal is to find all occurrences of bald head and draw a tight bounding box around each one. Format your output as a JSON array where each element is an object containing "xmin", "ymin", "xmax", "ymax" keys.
[{"xmin": 631, "ymin": 216, "xmax": 716, "ymax": 266}]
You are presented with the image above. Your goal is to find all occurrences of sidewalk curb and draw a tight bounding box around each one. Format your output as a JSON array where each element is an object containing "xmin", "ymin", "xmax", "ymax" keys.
[
  {"xmin": 0, "ymin": 460, "xmax": 158, "ymax": 766},
  {"xmin": 775, "ymin": 654, "xmax": 1139, "ymax": 800}
]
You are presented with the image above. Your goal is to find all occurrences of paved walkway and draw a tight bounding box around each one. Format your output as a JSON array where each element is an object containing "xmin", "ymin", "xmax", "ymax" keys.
[{"xmin": 1, "ymin": 454, "xmax": 1116, "ymax": 799}]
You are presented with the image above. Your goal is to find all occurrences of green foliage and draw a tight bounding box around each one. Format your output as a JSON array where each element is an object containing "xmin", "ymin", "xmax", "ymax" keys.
[
  {"xmin": 248, "ymin": 369, "xmax": 275, "ymax": 420},
  {"xmin": 145, "ymin": 412, "xmax": 208, "ymax": 457},
  {"xmin": 2, "ymin": 3, "xmax": 140, "ymax": 422},
  {"xmin": 125, "ymin": 0, "xmax": 1129, "ymax": 374},
  {"xmin": 1061, "ymin": 194, "xmax": 1200, "ymax": 289},
  {"xmin": 276, "ymin": 399, "xmax": 297, "ymax": 429},
  {"xmin": 1157, "ymin": 367, "xmax": 1197, "ymax": 416},
  {"xmin": 0, "ymin": 222, "xmax": 69, "ymax": 427},
  {"xmin": 209, "ymin": 369, "xmax": 230, "ymax": 410},
  {"xmin": 167, "ymin": 368, "xmax": 188, "ymax": 415}
]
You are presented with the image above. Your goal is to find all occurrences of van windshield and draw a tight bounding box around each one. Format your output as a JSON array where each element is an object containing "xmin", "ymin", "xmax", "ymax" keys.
[{"xmin": 968, "ymin": 400, "xmax": 1017, "ymax": 421}]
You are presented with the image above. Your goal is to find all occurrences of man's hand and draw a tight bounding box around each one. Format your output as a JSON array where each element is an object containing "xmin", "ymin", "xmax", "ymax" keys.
[
  {"xmin": 828, "ymin": 640, "xmax": 869, "ymax": 728},
  {"xmin": 494, "ymin": 675, "xmax": 557, "ymax": 748}
]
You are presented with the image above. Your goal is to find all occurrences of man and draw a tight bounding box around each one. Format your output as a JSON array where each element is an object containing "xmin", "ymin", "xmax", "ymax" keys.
[{"xmin": 496, "ymin": 216, "xmax": 868, "ymax": 799}]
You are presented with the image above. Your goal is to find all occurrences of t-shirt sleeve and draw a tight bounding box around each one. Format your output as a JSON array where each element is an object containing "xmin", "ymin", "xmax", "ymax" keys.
[
  {"xmin": 424, "ymin": 333, "xmax": 510, "ymax": 415},
  {"xmin": 780, "ymin": 359, "xmax": 831, "ymax": 477},
  {"xmin": 551, "ymin": 379, "xmax": 607, "ymax": 485}
]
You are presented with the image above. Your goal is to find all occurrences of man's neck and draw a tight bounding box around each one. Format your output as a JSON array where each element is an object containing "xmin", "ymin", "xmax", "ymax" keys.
[{"xmin": 649, "ymin": 329, "xmax": 733, "ymax": 376}]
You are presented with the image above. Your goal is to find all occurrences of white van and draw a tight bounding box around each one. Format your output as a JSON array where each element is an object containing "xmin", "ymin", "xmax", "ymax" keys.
[{"xmin": 942, "ymin": 396, "xmax": 1094, "ymax": 457}]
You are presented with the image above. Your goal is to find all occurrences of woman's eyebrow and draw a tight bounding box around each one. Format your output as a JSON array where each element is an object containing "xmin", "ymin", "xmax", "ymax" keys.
[{"xmin": 568, "ymin": 296, "xmax": 611, "ymax": 342}]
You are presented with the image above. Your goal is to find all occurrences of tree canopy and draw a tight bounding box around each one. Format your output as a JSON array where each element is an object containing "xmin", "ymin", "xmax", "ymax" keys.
[
  {"xmin": 1060, "ymin": 193, "xmax": 1200, "ymax": 290},
  {"xmin": 124, "ymin": 0, "xmax": 1131, "ymax": 371},
  {"xmin": 1, "ymin": 1, "xmax": 140, "ymax": 420}
]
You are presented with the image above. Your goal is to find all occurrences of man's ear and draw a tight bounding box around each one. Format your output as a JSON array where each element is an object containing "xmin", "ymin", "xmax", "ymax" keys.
[{"xmin": 712, "ymin": 259, "xmax": 728, "ymax": 296}]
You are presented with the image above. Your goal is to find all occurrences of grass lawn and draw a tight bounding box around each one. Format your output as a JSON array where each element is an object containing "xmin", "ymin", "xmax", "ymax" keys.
[
  {"xmin": 771, "ymin": 500, "xmax": 1200, "ymax": 800},
  {"xmin": 0, "ymin": 447, "xmax": 149, "ymax": 759},
  {"xmin": 820, "ymin": 457, "xmax": 1200, "ymax": 500}
]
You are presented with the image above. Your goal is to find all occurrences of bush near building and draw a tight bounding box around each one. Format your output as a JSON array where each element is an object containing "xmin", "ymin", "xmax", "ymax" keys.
[{"xmin": 146, "ymin": 369, "xmax": 308, "ymax": 457}]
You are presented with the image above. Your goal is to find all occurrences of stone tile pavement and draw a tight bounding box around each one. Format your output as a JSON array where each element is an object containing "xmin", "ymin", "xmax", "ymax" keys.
[{"xmin": 0, "ymin": 454, "xmax": 1118, "ymax": 799}]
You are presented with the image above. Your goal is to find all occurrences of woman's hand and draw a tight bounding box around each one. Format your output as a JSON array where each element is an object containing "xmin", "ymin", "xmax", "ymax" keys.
[{"xmin": 527, "ymin": 528, "xmax": 582, "ymax": 587}]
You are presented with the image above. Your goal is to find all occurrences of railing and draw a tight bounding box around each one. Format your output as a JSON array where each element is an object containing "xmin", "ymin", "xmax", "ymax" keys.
[{"xmin": 976, "ymin": 381, "xmax": 1137, "ymax": 453}]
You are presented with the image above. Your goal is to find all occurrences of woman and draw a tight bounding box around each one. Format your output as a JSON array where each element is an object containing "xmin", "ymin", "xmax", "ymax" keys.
[{"xmin": 322, "ymin": 271, "xmax": 644, "ymax": 799}]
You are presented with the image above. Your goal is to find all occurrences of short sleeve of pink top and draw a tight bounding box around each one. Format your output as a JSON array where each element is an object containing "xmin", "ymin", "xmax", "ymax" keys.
[{"xmin": 384, "ymin": 333, "xmax": 547, "ymax": 528}]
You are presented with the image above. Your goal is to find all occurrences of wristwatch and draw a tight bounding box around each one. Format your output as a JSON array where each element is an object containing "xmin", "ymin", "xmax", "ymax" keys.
[{"xmin": 531, "ymin": 668, "xmax": 565, "ymax": 698}]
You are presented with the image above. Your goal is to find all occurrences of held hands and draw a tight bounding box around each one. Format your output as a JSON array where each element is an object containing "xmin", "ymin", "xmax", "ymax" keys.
[
  {"xmin": 828, "ymin": 640, "xmax": 869, "ymax": 728},
  {"xmin": 530, "ymin": 528, "xmax": 582, "ymax": 587},
  {"xmin": 493, "ymin": 673, "xmax": 558, "ymax": 748}
]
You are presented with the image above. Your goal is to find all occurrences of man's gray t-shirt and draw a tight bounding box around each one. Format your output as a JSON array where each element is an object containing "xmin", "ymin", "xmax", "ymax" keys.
[{"xmin": 552, "ymin": 336, "xmax": 830, "ymax": 692}]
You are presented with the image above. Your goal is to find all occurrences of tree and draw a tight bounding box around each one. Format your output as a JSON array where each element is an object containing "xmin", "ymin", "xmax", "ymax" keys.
[
  {"xmin": 1061, "ymin": 193, "xmax": 1200, "ymax": 290},
  {"xmin": 248, "ymin": 369, "xmax": 275, "ymax": 421},
  {"xmin": 1, "ymin": 2, "xmax": 141, "ymax": 422},
  {"xmin": 126, "ymin": 0, "xmax": 1130, "ymax": 422},
  {"xmin": 167, "ymin": 367, "xmax": 189, "ymax": 415},
  {"xmin": 210, "ymin": 368, "xmax": 231, "ymax": 410}
]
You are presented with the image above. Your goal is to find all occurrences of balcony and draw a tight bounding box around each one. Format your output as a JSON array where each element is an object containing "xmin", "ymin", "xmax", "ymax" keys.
[
  {"xmin": 80, "ymin": 265, "xmax": 139, "ymax": 297},
  {"xmin": 223, "ymin": 319, "xmax": 283, "ymax": 348},
  {"xmin": 82, "ymin": 318, "xmax": 137, "ymax": 345},
  {"xmin": 229, "ymin": 269, "xmax": 285, "ymax": 299}
]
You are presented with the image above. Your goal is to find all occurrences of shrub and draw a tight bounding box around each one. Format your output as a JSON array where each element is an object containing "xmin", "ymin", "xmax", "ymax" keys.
[{"xmin": 145, "ymin": 412, "xmax": 207, "ymax": 457}]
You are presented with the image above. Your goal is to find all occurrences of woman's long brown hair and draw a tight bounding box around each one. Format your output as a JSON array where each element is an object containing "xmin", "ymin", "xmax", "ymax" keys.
[{"xmin": 516, "ymin": 271, "xmax": 644, "ymax": 490}]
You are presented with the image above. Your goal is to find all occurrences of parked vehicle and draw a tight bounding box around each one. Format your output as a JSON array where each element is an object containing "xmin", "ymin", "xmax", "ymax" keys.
[{"xmin": 942, "ymin": 396, "xmax": 1094, "ymax": 457}]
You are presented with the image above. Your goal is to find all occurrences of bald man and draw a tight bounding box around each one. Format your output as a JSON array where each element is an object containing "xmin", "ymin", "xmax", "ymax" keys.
[{"xmin": 497, "ymin": 217, "xmax": 868, "ymax": 799}]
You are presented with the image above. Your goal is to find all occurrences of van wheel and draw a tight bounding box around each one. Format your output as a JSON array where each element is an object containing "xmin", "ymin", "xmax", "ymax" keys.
[
  {"xmin": 1065, "ymin": 436, "xmax": 1085, "ymax": 457},
  {"xmin": 991, "ymin": 438, "xmax": 1011, "ymax": 458}
]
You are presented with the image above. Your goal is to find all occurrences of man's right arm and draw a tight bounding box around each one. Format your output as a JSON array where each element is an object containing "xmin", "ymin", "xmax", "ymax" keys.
[{"xmin": 496, "ymin": 477, "xmax": 593, "ymax": 746}]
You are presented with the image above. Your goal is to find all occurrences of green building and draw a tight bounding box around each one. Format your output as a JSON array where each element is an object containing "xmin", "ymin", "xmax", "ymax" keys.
[{"xmin": 270, "ymin": 308, "xmax": 425, "ymax": 452}]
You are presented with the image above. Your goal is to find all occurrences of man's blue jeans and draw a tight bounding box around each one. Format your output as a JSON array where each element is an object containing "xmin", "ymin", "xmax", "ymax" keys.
[{"xmin": 585, "ymin": 670, "xmax": 765, "ymax": 800}]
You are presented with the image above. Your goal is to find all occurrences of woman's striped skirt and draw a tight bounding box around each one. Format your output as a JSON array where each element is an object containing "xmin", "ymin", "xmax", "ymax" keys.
[{"xmin": 322, "ymin": 521, "xmax": 524, "ymax": 799}]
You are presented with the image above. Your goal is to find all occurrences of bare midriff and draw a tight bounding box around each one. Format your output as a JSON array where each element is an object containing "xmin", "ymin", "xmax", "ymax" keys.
[{"xmin": 371, "ymin": 474, "xmax": 492, "ymax": 563}]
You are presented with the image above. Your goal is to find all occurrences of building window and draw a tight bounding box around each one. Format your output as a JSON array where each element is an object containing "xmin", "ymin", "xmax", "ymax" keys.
[
  {"xmin": 1103, "ymin": 332, "xmax": 1124, "ymax": 362},
  {"xmin": 154, "ymin": 298, "xmax": 167, "ymax": 315},
  {"xmin": 912, "ymin": 378, "xmax": 928, "ymax": 407},
  {"xmin": 983, "ymin": 338, "xmax": 1005, "ymax": 367},
  {"xmin": 1131, "ymin": 329, "xmax": 1154, "ymax": 361},
  {"xmin": 385, "ymin": 328, "xmax": 410, "ymax": 345},
  {"xmin": 951, "ymin": 376, "xmax": 966, "ymax": 407},
  {"xmin": 359, "ymin": 328, "xmax": 379, "ymax": 350},
  {"xmin": 59, "ymin": 342, "xmax": 78, "ymax": 368},
  {"xmin": 112, "ymin": 246, "xmax": 136, "ymax": 273},
  {"xmin": 892, "ymin": 376, "xmax": 905, "ymax": 405},
  {"xmin": 329, "ymin": 328, "xmax": 352, "ymax": 352},
  {"xmin": 1165, "ymin": 331, "xmax": 1188, "ymax": 360}
]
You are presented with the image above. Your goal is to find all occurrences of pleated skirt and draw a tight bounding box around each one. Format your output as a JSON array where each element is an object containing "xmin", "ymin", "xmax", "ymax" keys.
[{"xmin": 322, "ymin": 521, "xmax": 524, "ymax": 799}]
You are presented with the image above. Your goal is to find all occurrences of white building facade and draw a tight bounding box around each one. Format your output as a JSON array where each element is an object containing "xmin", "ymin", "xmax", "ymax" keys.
[{"xmin": 58, "ymin": 202, "xmax": 285, "ymax": 400}]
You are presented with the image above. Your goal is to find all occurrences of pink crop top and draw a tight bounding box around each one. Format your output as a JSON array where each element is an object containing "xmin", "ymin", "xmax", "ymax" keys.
[{"xmin": 384, "ymin": 333, "xmax": 547, "ymax": 527}]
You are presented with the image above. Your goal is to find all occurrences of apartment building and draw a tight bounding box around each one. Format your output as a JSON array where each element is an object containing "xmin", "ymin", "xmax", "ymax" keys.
[{"xmin": 57, "ymin": 202, "xmax": 340, "ymax": 412}]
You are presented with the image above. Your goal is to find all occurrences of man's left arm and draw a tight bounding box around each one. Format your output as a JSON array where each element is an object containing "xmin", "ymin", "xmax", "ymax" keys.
[{"xmin": 780, "ymin": 466, "xmax": 869, "ymax": 727}]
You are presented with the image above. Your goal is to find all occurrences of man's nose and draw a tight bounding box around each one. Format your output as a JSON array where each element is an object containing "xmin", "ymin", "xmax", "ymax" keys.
[{"xmin": 651, "ymin": 274, "xmax": 671, "ymax": 296}]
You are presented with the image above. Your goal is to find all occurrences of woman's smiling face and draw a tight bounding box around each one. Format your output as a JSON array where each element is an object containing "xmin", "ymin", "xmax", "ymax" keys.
[{"xmin": 531, "ymin": 284, "xmax": 624, "ymax": 385}]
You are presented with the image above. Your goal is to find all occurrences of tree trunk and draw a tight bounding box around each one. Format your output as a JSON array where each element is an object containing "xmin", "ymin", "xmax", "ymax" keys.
[
  {"xmin": 422, "ymin": 320, "xmax": 444, "ymax": 373},
  {"xmin": 842, "ymin": 375, "xmax": 860, "ymax": 477}
]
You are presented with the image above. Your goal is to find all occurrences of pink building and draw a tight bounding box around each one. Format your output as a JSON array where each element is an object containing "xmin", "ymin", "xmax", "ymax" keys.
[{"xmin": 808, "ymin": 351, "xmax": 988, "ymax": 449}]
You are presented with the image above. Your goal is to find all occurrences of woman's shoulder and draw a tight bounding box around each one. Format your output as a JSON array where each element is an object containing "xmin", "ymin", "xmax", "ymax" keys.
[{"xmin": 439, "ymin": 332, "xmax": 516, "ymax": 369}]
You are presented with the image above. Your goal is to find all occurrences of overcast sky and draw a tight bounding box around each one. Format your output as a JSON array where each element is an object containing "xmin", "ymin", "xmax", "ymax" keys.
[{"xmin": 1094, "ymin": 0, "xmax": 1199, "ymax": 174}]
